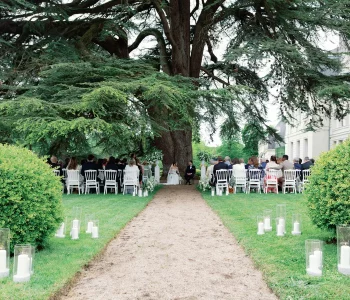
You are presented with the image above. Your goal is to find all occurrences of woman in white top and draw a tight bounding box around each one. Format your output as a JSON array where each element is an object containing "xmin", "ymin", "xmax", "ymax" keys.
[{"xmin": 167, "ymin": 162, "xmax": 180, "ymax": 185}]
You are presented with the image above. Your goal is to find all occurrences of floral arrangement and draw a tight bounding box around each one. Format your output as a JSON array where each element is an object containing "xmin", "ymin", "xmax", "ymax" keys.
[
  {"xmin": 144, "ymin": 176, "xmax": 157, "ymax": 192},
  {"xmin": 198, "ymin": 178, "xmax": 210, "ymax": 191},
  {"xmin": 197, "ymin": 151, "xmax": 211, "ymax": 162}
]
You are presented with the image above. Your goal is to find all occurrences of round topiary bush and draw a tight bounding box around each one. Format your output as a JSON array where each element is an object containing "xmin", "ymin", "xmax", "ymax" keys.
[
  {"xmin": 0, "ymin": 144, "xmax": 63, "ymax": 252},
  {"xmin": 305, "ymin": 139, "xmax": 350, "ymax": 236}
]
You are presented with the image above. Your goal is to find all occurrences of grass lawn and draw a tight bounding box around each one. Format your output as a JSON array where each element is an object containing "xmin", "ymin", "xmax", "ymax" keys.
[
  {"xmin": 203, "ymin": 191, "xmax": 350, "ymax": 300},
  {"xmin": 0, "ymin": 190, "xmax": 157, "ymax": 300}
]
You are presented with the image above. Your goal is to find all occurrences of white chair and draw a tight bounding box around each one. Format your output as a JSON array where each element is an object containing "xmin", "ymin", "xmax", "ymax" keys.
[
  {"xmin": 123, "ymin": 169, "xmax": 139, "ymax": 195},
  {"xmin": 84, "ymin": 170, "xmax": 100, "ymax": 194},
  {"xmin": 283, "ymin": 170, "xmax": 297, "ymax": 194},
  {"xmin": 53, "ymin": 169, "xmax": 60, "ymax": 176},
  {"xmin": 264, "ymin": 169, "xmax": 280, "ymax": 194},
  {"xmin": 104, "ymin": 170, "xmax": 118, "ymax": 194},
  {"xmin": 301, "ymin": 169, "xmax": 311, "ymax": 193},
  {"xmin": 66, "ymin": 170, "xmax": 83, "ymax": 194},
  {"xmin": 228, "ymin": 169, "xmax": 233, "ymax": 184},
  {"xmin": 234, "ymin": 169, "xmax": 247, "ymax": 193},
  {"xmin": 247, "ymin": 169, "xmax": 262, "ymax": 194},
  {"xmin": 215, "ymin": 169, "xmax": 228, "ymax": 195}
]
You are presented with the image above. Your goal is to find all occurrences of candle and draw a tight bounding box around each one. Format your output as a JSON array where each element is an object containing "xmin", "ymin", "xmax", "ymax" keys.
[
  {"xmin": 278, "ymin": 218, "xmax": 286, "ymax": 233},
  {"xmin": 277, "ymin": 224, "xmax": 284, "ymax": 236},
  {"xmin": 340, "ymin": 245, "xmax": 350, "ymax": 267},
  {"xmin": 226, "ymin": 189, "xmax": 229, "ymax": 196},
  {"xmin": 86, "ymin": 221, "xmax": 93, "ymax": 234},
  {"xmin": 92, "ymin": 226, "xmax": 99, "ymax": 238},
  {"xmin": 144, "ymin": 190, "xmax": 148, "ymax": 197},
  {"xmin": 309, "ymin": 254, "xmax": 319, "ymax": 271},
  {"xmin": 211, "ymin": 189, "xmax": 215, "ymax": 196},
  {"xmin": 292, "ymin": 221, "xmax": 301, "ymax": 235},
  {"xmin": 0, "ymin": 250, "xmax": 7, "ymax": 272},
  {"xmin": 138, "ymin": 189, "xmax": 143, "ymax": 197},
  {"xmin": 71, "ymin": 227, "xmax": 79, "ymax": 240},
  {"xmin": 132, "ymin": 190, "xmax": 135, "ymax": 196},
  {"xmin": 17, "ymin": 254, "xmax": 30, "ymax": 277},
  {"xmin": 314, "ymin": 250, "xmax": 323, "ymax": 268},
  {"xmin": 264, "ymin": 218, "xmax": 271, "ymax": 231},
  {"xmin": 72, "ymin": 219, "xmax": 79, "ymax": 229},
  {"xmin": 257, "ymin": 222, "xmax": 265, "ymax": 235}
]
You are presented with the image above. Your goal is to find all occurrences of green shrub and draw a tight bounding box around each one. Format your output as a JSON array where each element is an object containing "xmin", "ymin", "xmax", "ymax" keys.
[
  {"xmin": 305, "ymin": 139, "xmax": 350, "ymax": 236},
  {"xmin": 0, "ymin": 144, "xmax": 63, "ymax": 252}
]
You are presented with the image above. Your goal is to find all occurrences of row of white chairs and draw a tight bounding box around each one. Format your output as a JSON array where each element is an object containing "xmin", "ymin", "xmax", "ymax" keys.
[
  {"xmin": 54, "ymin": 169, "xmax": 144, "ymax": 195},
  {"xmin": 215, "ymin": 169, "xmax": 311, "ymax": 195}
]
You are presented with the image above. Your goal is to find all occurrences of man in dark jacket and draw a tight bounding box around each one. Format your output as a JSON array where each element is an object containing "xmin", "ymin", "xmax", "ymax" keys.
[
  {"xmin": 184, "ymin": 161, "xmax": 196, "ymax": 185},
  {"xmin": 81, "ymin": 154, "xmax": 98, "ymax": 178},
  {"xmin": 213, "ymin": 156, "xmax": 229, "ymax": 184}
]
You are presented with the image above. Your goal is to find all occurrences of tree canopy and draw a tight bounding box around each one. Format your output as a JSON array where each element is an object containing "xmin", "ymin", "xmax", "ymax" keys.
[{"xmin": 0, "ymin": 0, "xmax": 349, "ymax": 171}]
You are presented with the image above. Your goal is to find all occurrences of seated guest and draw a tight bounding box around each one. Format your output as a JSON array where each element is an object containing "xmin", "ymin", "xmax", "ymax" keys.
[
  {"xmin": 67, "ymin": 157, "xmax": 79, "ymax": 170},
  {"xmin": 224, "ymin": 156, "xmax": 231, "ymax": 166},
  {"xmin": 301, "ymin": 156, "xmax": 313, "ymax": 170},
  {"xmin": 105, "ymin": 156, "xmax": 118, "ymax": 170},
  {"xmin": 293, "ymin": 158, "xmax": 302, "ymax": 170},
  {"xmin": 184, "ymin": 161, "xmax": 196, "ymax": 185},
  {"xmin": 81, "ymin": 154, "xmax": 98, "ymax": 178},
  {"xmin": 310, "ymin": 158, "xmax": 315, "ymax": 165},
  {"xmin": 125, "ymin": 159, "xmax": 139, "ymax": 172},
  {"xmin": 48, "ymin": 155, "xmax": 62, "ymax": 175},
  {"xmin": 63, "ymin": 157, "xmax": 70, "ymax": 169},
  {"xmin": 245, "ymin": 157, "xmax": 253, "ymax": 169},
  {"xmin": 239, "ymin": 158, "xmax": 245, "ymax": 168},
  {"xmin": 230, "ymin": 157, "xmax": 245, "ymax": 186},
  {"xmin": 248, "ymin": 156, "xmax": 260, "ymax": 169},
  {"xmin": 97, "ymin": 158, "xmax": 104, "ymax": 170},
  {"xmin": 206, "ymin": 159, "xmax": 217, "ymax": 183},
  {"xmin": 213, "ymin": 156, "xmax": 228, "ymax": 184},
  {"xmin": 260, "ymin": 158, "xmax": 267, "ymax": 169},
  {"xmin": 269, "ymin": 154, "xmax": 294, "ymax": 173},
  {"xmin": 135, "ymin": 158, "xmax": 143, "ymax": 185}
]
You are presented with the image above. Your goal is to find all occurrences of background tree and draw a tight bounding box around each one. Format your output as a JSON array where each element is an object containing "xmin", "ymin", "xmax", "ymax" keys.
[{"xmin": 0, "ymin": 0, "xmax": 349, "ymax": 172}]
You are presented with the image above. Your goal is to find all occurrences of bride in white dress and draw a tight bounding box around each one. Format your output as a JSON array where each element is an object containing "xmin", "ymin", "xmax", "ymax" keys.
[{"xmin": 167, "ymin": 163, "xmax": 180, "ymax": 185}]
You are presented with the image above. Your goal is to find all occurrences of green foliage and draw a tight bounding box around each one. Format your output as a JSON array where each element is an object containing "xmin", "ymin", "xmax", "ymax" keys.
[
  {"xmin": 217, "ymin": 137, "xmax": 246, "ymax": 161},
  {"xmin": 0, "ymin": 144, "xmax": 63, "ymax": 252},
  {"xmin": 0, "ymin": 58, "xmax": 198, "ymax": 157},
  {"xmin": 305, "ymin": 140, "xmax": 350, "ymax": 236},
  {"xmin": 192, "ymin": 142, "xmax": 217, "ymax": 168},
  {"xmin": 196, "ymin": 151, "xmax": 211, "ymax": 162}
]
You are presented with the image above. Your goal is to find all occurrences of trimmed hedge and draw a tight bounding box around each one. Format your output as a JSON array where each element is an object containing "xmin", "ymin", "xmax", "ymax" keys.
[
  {"xmin": 0, "ymin": 144, "xmax": 63, "ymax": 252},
  {"xmin": 305, "ymin": 139, "xmax": 350, "ymax": 236}
]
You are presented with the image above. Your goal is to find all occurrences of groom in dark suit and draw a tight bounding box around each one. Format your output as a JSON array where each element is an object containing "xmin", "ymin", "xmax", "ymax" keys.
[{"xmin": 185, "ymin": 160, "xmax": 196, "ymax": 185}]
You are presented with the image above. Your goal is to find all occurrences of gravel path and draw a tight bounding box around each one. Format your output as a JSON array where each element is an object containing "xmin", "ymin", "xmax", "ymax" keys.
[{"xmin": 61, "ymin": 185, "xmax": 277, "ymax": 300}]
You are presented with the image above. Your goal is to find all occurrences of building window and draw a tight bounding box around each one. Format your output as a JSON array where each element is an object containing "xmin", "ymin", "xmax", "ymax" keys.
[
  {"xmin": 339, "ymin": 140, "xmax": 343, "ymax": 144},
  {"xmin": 304, "ymin": 139, "xmax": 308, "ymax": 158},
  {"xmin": 333, "ymin": 141, "xmax": 337, "ymax": 147}
]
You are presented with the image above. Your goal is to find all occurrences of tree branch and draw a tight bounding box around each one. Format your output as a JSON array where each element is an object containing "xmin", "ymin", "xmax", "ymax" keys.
[
  {"xmin": 151, "ymin": 0, "xmax": 177, "ymax": 48},
  {"xmin": 128, "ymin": 28, "xmax": 172, "ymax": 75},
  {"xmin": 206, "ymin": 39, "xmax": 218, "ymax": 63},
  {"xmin": 200, "ymin": 66, "xmax": 229, "ymax": 86}
]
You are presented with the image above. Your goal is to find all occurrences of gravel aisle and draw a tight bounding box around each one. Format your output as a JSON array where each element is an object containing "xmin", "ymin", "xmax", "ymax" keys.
[{"xmin": 61, "ymin": 185, "xmax": 277, "ymax": 300}]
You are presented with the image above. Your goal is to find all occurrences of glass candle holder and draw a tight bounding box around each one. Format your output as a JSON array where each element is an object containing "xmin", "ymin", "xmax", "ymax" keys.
[
  {"xmin": 337, "ymin": 225, "xmax": 350, "ymax": 275},
  {"xmin": 13, "ymin": 244, "xmax": 32, "ymax": 283},
  {"xmin": 55, "ymin": 217, "xmax": 67, "ymax": 238},
  {"xmin": 144, "ymin": 189, "xmax": 149, "ymax": 197},
  {"xmin": 72, "ymin": 206, "xmax": 82, "ymax": 219},
  {"xmin": 257, "ymin": 216, "xmax": 265, "ymax": 235},
  {"xmin": 306, "ymin": 239, "xmax": 323, "ymax": 276},
  {"xmin": 292, "ymin": 213, "xmax": 302, "ymax": 235},
  {"xmin": 276, "ymin": 217, "xmax": 285, "ymax": 236},
  {"xmin": 211, "ymin": 187, "xmax": 215, "ymax": 196},
  {"xmin": 91, "ymin": 220, "xmax": 99, "ymax": 239},
  {"xmin": 263, "ymin": 210, "xmax": 272, "ymax": 231},
  {"xmin": 85, "ymin": 214, "xmax": 95, "ymax": 234},
  {"xmin": 138, "ymin": 188, "xmax": 143, "ymax": 197},
  {"xmin": 71, "ymin": 219, "xmax": 80, "ymax": 240},
  {"xmin": 0, "ymin": 228, "xmax": 10, "ymax": 278},
  {"xmin": 276, "ymin": 204, "xmax": 286, "ymax": 233}
]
